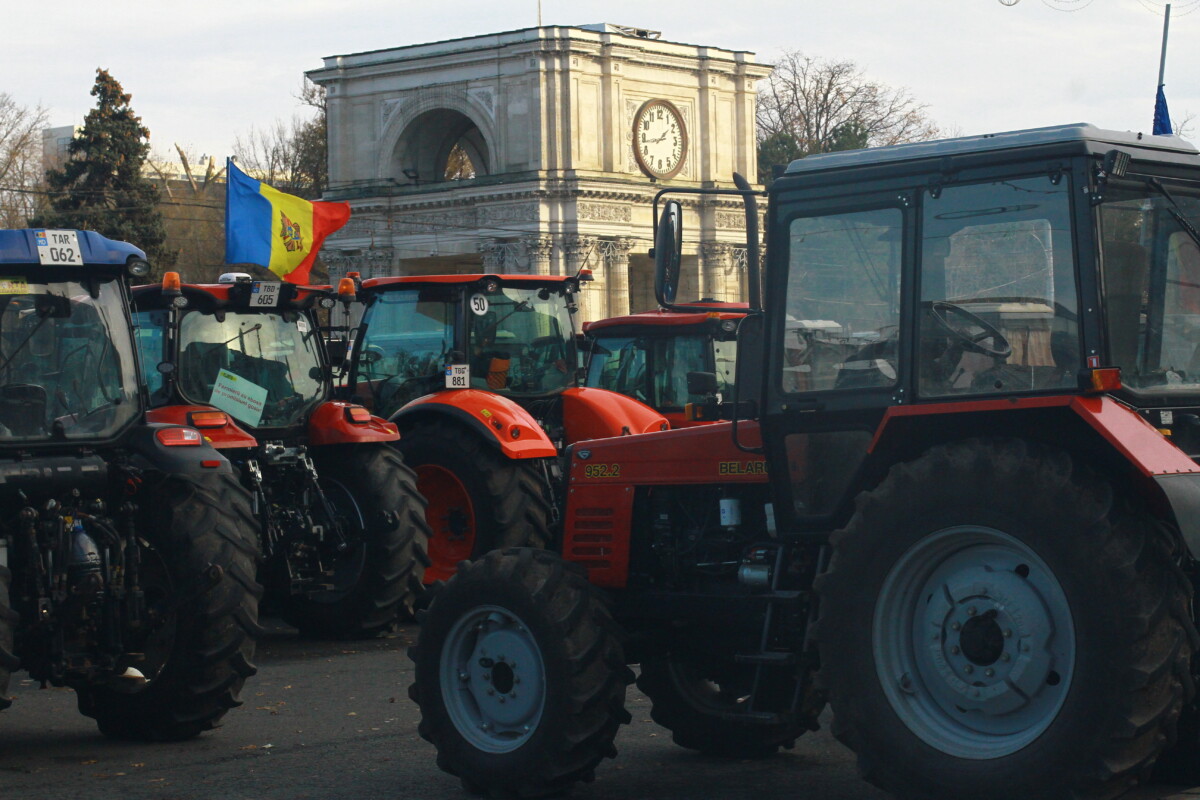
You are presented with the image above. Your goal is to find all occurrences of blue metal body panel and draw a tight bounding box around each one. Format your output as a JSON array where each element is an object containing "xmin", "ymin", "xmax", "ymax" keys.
[{"xmin": 0, "ymin": 229, "xmax": 144, "ymax": 266}]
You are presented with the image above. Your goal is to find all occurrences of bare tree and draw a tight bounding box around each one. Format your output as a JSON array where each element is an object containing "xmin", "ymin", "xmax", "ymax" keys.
[
  {"xmin": 233, "ymin": 78, "xmax": 327, "ymax": 199},
  {"xmin": 0, "ymin": 93, "xmax": 49, "ymax": 227},
  {"xmin": 146, "ymin": 145, "xmax": 227, "ymax": 283},
  {"xmin": 756, "ymin": 51, "xmax": 941, "ymax": 181}
]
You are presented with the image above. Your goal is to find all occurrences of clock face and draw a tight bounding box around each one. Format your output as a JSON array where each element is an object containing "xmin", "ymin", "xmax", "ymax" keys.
[{"xmin": 634, "ymin": 100, "xmax": 687, "ymax": 180}]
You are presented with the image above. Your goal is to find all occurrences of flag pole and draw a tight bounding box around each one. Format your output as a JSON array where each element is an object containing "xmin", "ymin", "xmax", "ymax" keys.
[{"xmin": 1158, "ymin": 3, "xmax": 1171, "ymax": 88}]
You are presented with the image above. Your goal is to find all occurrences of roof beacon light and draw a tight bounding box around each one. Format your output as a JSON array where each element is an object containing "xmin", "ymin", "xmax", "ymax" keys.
[
  {"xmin": 162, "ymin": 271, "xmax": 182, "ymax": 297},
  {"xmin": 338, "ymin": 277, "xmax": 356, "ymax": 299}
]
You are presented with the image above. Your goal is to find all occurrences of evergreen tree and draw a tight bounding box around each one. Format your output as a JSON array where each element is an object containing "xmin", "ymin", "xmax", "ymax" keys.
[{"xmin": 32, "ymin": 69, "xmax": 173, "ymax": 269}]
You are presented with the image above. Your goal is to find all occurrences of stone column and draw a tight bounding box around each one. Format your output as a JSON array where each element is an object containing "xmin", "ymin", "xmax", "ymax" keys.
[
  {"xmin": 700, "ymin": 241, "xmax": 733, "ymax": 302},
  {"xmin": 599, "ymin": 237, "xmax": 635, "ymax": 317},
  {"xmin": 522, "ymin": 235, "xmax": 554, "ymax": 276},
  {"xmin": 364, "ymin": 247, "xmax": 395, "ymax": 279},
  {"xmin": 563, "ymin": 235, "xmax": 602, "ymax": 321},
  {"xmin": 478, "ymin": 238, "xmax": 503, "ymax": 271}
]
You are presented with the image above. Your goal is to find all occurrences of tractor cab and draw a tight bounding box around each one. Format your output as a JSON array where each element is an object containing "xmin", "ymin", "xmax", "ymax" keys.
[
  {"xmin": 350, "ymin": 274, "xmax": 582, "ymax": 417},
  {"xmin": 584, "ymin": 302, "xmax": 745, "ymax": 427},
  {"xmin": 0, "ymin": 232, "xmax": 144, "ymax": 444},
  {"xmin": 133, "ymin": 274, "xmax": 341, "ymax": 436}
]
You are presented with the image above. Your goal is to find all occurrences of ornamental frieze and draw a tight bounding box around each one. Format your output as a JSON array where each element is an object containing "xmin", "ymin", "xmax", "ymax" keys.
[{"xmin": 578, "ymin": 202, "xmax": 632, "ymax": 223}]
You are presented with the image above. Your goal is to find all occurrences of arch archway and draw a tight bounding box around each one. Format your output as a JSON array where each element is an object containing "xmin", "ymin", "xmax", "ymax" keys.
[{"xmin": 379, "ymin": 93, "xmax": 497, "ymax": 186}]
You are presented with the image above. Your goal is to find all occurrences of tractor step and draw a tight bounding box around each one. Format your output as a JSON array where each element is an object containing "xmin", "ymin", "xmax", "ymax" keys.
[{"xmin": 734, "ymin": 651, "xmax": 799, "ymax": 666}]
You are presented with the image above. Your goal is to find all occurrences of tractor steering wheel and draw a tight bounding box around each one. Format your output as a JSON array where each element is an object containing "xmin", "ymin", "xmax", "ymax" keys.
[{"xmin": 928, "ymin": 301, "xmax": 1012, "ymax": 359}]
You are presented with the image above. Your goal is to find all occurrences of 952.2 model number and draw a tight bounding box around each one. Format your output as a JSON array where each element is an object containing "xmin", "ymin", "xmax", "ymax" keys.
[{"xmin": 582, "ymin": 463, "xmax": 621, "ymax": 478}]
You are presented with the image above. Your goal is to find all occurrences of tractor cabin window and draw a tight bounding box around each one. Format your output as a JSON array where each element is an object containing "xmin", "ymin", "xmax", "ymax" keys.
[
  {"xmin": 782, "ymin": 207, "xmax": 903, "ymax": 394},
  {"xmin": 917, "ymin": 176, "xmax": 1079, "ymax": 398}
]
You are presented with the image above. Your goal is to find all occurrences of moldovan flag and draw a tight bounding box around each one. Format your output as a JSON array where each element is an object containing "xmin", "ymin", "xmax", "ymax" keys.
[{"xmin": 225, "ymin": 159, "xmax": 351, "ymax": 284}]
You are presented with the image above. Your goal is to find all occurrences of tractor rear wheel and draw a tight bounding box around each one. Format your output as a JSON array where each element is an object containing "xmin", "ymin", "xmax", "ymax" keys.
[
  {"xmin": 0, "ymin": 565, "xmax": 16, "ymax": 712},
  {"xmin": 637, "ymin": 655, "xmax": 807, "ymax": 757},
  {"xmin": 283, "ymin": 444, "xmax": 430, "ymax": 638},
  {"xmin": 398, "ymin": 421, "xmax": 551, "ymax": 583},
  {"xmin": 409, "ymin": 548, "xmax": 633, "ymax": 797},
  {"xmin": 815, "ymin": 438, "xmax": 1195, "ymax": 800},
  {"xmin": 75, "ymin": 471, "xmax": 262, "ymax": 741}
]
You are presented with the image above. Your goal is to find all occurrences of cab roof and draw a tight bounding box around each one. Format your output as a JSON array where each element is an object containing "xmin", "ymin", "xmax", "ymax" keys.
[
  {"xmin": 782, "ymin": 123, "xmax": 1200, "ymax": 178},
  {"xmin": 132, "ymin": 280, "xmax": 329, "ymax": 310},
  {"xmin": 363, "ymin": 274, "xmax": 577, "ymax": 290},
  {"xmin": 585, "ymin": 303, "xmax": 748, "ymax": 333},
  {"xmin": 0, "ymin": 229, "xmax": 145, "ymax": 265}
]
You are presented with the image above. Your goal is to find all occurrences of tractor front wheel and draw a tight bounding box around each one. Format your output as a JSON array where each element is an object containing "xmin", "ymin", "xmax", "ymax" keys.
[
  {"xmin": 815, "ymin": 438, "xmax": 1195, "ymax": 800},
  {"xmin": 283, "ymin": 444, "xmax": 430, "ymax": 638},
  {"xmin": 409, "ymin": 548, "xmax": 632, "ymax": 797},
  {"xmin": 76, "ymin": 471, "xmax": 262, "ymax": 741},
  {"xmin": 398, "ymin": 422, "xmax": 551, "ymax": 582}
]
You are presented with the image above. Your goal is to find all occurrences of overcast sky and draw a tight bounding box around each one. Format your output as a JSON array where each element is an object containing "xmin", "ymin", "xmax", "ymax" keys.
[{"xmin": 4, "ymin": 0, "xmax": 1197, "ymax": 162}]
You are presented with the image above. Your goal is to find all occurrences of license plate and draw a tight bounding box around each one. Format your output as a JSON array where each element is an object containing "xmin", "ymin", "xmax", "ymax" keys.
[
  {"xmin": 445, "ymin": 363, "xmax": 469, "ymax": 389},
  {"xmin": 252, "ymin": 282, "xmax": 281, "ymax": 307},
  {"xmin": 35, "ymin": 230, "xmax": 84, "ymax": 266}
]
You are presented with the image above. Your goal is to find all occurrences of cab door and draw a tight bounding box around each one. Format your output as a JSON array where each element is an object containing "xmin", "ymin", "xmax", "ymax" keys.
[{"xmin": 758, "ymin": 190, "xmax": 914, "ymax": 535}]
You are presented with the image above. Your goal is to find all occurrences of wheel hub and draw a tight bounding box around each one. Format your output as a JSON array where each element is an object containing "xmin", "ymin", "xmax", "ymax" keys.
[
  {"xmin": 441, "ymin": 606, "xmax": 546, "ymax": 753},
  {"xmin": 874, "ymin": 527, "xmax": 1075, "ymax": 759}
]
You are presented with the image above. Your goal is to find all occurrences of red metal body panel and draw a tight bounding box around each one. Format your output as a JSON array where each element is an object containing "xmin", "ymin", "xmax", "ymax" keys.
[
  {"xmin": 583, "ymin": 304, "xmax": 748, "ymax": 333},
  {"xmin": 400, "ymin": 389, "xmax": 557, "ymax": 459},
  {"xmin": 563, "ymin": 421, "xmax": 767, "ymax": 587},
  {"xmin": 871, "ymin": 394, "xmax": 1199, "ymax": 477},
  {"xmin": 132, "ymin": 282, "xmax": 328, "ymax": 306},
  {"xmin": 363, "ymin": 274, "xmax": 574, "ymax": 290},
  {"xmin": 306, "ymin": 401, "xmax": 399, "ymax": 446},
  {"xmin": 145, "ymin": 405, "xmax": 258, "ymax": 449},
  {"xmin": 560, "ymin": 387, "xmax": 669, "ymax": 444}
]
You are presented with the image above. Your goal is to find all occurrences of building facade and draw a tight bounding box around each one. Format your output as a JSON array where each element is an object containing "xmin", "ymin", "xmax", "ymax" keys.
[{"xmin": 307, "ymin": 23, "xmax": 771, "ymax": 321}]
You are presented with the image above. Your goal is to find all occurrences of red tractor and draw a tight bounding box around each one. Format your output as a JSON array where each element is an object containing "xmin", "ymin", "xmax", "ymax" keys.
[
  {"xmin": 132, "ymin": 274, "xmax": 428, "ymax": 638},
  {"xmin": 583, "ymin": 301, "xmax": 745, "ymax": 428},
  {"xmin": 342, "ymin": 273, "xmax": 667, "ymax": 581},
  {"xmin": 408, "ymin": 124, "xmax": 1200, "ymax": 800}
]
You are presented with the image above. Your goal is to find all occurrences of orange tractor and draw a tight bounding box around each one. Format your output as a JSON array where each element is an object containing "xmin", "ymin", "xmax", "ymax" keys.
[
  {"xmin": 133, "ymin": 274, "xmax": 429, "ymax": 637},
  {"xmin": 341, "ymin": 273, "xmax": 667, "ymax": 581},
  {"xmin": 584, "ymin": 301, "xmax": 745, "ymax": 427}
]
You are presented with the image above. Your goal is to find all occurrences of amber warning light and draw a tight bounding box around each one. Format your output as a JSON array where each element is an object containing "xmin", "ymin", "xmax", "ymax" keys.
[
  {"xmin": 162, "ymin": 271, "xmax": 182, "ymax": 297},
  {"xmin": 338, "ymin": 278, "xmax": 356, "ymax": 299}
]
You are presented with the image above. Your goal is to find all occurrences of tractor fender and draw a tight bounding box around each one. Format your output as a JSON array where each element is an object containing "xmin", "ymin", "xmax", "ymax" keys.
[
  {"xmin": 870, "ymin": 395, "xmax": 1200, "ymax": 557},
  {"xmin": 391, "ymin": 389, "xmax": 556, "ymax": 459},
  {"xmin": 307, "ymin": 401, "xmax": 399, "ymax": 446},
  {"xmin": 559, "ymin": 387, "xmax": 669, "ymax": 446},
  {"xmin": 125, "ymin": 423, "xmax": 236, "ymax": 475},
  {"xmin": 146, "ymin": 405, "xmax": 257, "ymax": 450}
]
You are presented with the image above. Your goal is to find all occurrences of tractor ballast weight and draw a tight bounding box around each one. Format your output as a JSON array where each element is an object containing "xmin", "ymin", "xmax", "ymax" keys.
[
  {"xmin": 345, "ymin": 273, "xmax": 667, "ymax": 581},
  {"xmin": 408, "ymin": 124, "xmax": 1200, "ymax": 800},
  {"xmin": 133, "ymin": 276, "xmax": 429, "ymax": 638},
  {"xmin": 0, "ymin": 229, "xmax": 260, "ymax": 740}
]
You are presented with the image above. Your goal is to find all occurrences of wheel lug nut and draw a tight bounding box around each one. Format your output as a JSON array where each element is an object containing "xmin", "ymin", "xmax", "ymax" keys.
[
  {"xmin": 1001, "ymin": 653, "xmax": 1011, "ymax": 662},
  {"xmin": 1003, "ymin": 629, "xmax": 1012, "ymax": 638},
  {"xmin": 483, "ymin": 673, "xmax": 490, "ymax": 681},
  {"xmin": 950, "ymin": 645, "xmax": 961, "ymax": 655},
  {"xmin": 487, "ymin": 688, "xmax": 494, "ymax": 696},
  {"xmin": 985, "ymin": 668, "xmax": 995, "ymax": 677},
  {"xmin": 459, "ymin": 671, "xmax": 469, "ymax": 682},
  {"xmin": 964, "ymin": 664, "xmax": 973, "ymax": 674},
  {"xmin": 499, "ymin": 696, "xmax": 506, "ymax": 704},
  {"xmin": 510, "ymin": 692, "xmax": 517, "ymax": 698},
  {"xmin": 482, "ymin": 722, "xmax": 491, "ymax": 731},
  {"xmin": 951, "ymin": 622, "xmax": 961, "ymax": 631},
  {"xmin": 967, "ymin": 607, "xmax": 977, "ymax": 617}
]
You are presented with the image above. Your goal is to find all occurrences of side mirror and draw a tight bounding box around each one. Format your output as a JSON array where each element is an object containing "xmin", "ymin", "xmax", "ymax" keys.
[
  {"xmin": 687, "ymin": 371, "xmax": 719, "ymax": 396},
  {"xmin": 653, "ymin": 200, "xmax": 683, "ymax": 307}
]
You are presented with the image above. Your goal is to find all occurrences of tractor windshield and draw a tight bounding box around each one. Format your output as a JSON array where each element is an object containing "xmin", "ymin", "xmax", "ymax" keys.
[
  {"xmin": 468, "ymin": 285, "xmax": 577, "ymax": 397},
  {"xmin": 0, "ymin": 278, "xmax": 140, "ymax": 442},
  {"xmin": 356, "ymin": 287, "xmax": 457, "ymax": 417},
  {"xmin": 175, "ymin": 310, "xmax": 325, "ymax": 429},
  {"xmin": 587, "ymin": 333, "xmax": 735, "ymax": 409},
  {"xmin": 1100, "ymin": 178, "xmax": 1200, "ymax": 397}
]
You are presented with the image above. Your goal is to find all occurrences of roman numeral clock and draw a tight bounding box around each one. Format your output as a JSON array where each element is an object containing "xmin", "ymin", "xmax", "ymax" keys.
[{"xmin": 633, "ymin": 99, "xmax": 687, "ymax": 181}]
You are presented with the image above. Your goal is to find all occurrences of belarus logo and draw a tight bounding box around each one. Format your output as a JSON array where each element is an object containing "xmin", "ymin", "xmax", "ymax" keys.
[{"xmin": 279, "ymin": 212, "xmax": 304, "ymax": 252}]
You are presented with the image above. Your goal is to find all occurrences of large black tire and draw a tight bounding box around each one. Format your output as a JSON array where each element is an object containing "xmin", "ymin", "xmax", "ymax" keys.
[
  {"xmin": 398, "ymin": 421, "xmax": 552, "ymax": 583},
  {"xmin": 0, "ymin": 565, "xmax": 16, "ymax": 712},
  {"xmin": 75, "ymin": 471, "xmax": 262, "ymax": 741},
  {"xmin": 815, "ymin": 438, "xmax": 1196, "ymax": 800},
  {"xmin": 282, "ymin": 444, "xmax": 430, "ymax": 638},
  {"xmin": 637, "ymin": 656, "xmax": 808, "ymax": 757},
  {"xmin": 409, "ymin": 548, "xmax": 633, "ymax": 797}
]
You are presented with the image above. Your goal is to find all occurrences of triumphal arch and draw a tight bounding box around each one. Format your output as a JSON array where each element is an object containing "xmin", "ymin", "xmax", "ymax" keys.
[{"xmin": 307, "ymin": 23, "xmax": 771, "ymax": 320}]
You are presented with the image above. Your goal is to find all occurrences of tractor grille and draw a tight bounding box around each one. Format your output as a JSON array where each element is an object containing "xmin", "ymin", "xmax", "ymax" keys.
[{"xmin": 566, "ymin": 507, "xmax": 614, "ymax": 569}]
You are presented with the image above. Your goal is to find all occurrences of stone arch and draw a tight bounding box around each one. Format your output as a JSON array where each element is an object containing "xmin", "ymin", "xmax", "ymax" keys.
[{"xmin": 378, "ymin": 89, "xmax": 498, "ymax": 186}]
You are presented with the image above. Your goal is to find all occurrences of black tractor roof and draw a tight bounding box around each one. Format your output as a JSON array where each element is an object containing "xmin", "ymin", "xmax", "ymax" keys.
[{"xmin": 778, "ymin": 123, "xmax": 1200, "ymax": 188}]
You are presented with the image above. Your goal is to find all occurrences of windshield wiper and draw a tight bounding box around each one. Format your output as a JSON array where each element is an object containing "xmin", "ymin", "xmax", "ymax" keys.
[{"xmin": 1148, "ymin": 177, "xmax": 1200, "ymax": 250}]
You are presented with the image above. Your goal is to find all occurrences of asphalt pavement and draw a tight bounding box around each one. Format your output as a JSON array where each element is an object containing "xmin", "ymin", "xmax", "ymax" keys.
[{"xmin": 0, "ymin": 620, "xmax": 1195, "ymax": 800}]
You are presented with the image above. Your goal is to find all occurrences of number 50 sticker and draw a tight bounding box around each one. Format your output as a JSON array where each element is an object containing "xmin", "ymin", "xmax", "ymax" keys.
[{"xmin": 469, "ymin": 294, "xmax": 489, "ymax": 315}]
